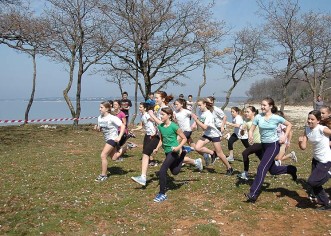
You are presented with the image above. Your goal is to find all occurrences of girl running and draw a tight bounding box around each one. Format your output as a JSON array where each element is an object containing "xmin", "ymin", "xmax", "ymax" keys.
[
  {"xmin": 298, "ymin": 110, "xmax": 331, "ymax": 211},
  {"xmin": 226, "ymin": 107, "xmax": 250, "ymax": 162},
  {"xmin": 245, "ymin": 97, "xmax": 297, "ymax": 203},
  {"xmin": 131, "ymin": 102, "xmax": 159, "ymax": 186},
  {"xmin": 173, "ymin": 98, "xmax": 203, "ymax": 171},
  {"xmin": 191, "ymin": 98, "xmax": 233, "ymax": 175},
  {"xmin": 207, "ymin": 96, "xmax": 227, "ymax": 133},
  {"xmin": 237, "ymin": 106, "xmax": 263, "ymax": 180},
  {"xmin": 320, "ymin": 105, "xmax": 331, "ymax": 148},
  {"xmin": 153, "ymin": 107, "xmax": 188, "ymax": 202},
  {"xmin": 95, "ymin": 101, "xmax": 126, "ymax": 182},
  {"xmin": 274, "ymin": 111, "xmax": 297, "ymax": 166}
]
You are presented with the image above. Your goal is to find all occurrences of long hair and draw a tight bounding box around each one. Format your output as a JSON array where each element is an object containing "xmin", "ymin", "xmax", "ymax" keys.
[
  {"xmin": 101, "ymin": 101, "xmax": 112, "ymax": 113},
  {"xmin": 262, "ymin": 97, "xmax": 278, "ymax": 114},
  {"xmin": 197, "ymin": 98, "xmax": 213, "ymax": 111},
  {"xmin": 156, "ymin": 91, "xmax": 174, "ymax": 105},
  {"xmin": 175, "ymin": 98, "xmax": 187, "ymax": 109}
]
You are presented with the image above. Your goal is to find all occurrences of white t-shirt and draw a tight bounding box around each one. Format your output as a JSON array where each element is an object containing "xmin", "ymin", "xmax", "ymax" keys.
[
  {"xmin": 175, "ymin": 109, "xmax": 192, "ymax": 132},
  {"xmin": 306, "ymin": 124, "xmax": 331, "ymax": 163},
  {"xmin": 200, "ymin": 110, "xmax": 221, "ymax": 138},
  {"xmin": 98, "ymin": 114, "xmax": 122, "ymax": 142},
  {"xmin": 141, "ymin": 112, "xmax": 156, "ymax": 136},
  {"xmin": 233, "ymin": 115, "xmax": 246, "ymax": 139},
  {"xmin": 213, "ymin": 106, "xmax": 225, "ymax": 129},
  {"xmin": 277, "ymin": 123, "xmax": 288, "ymax": 144}
]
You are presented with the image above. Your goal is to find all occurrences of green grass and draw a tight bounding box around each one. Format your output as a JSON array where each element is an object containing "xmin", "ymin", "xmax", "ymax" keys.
[{"xmin": 0, "ymin": 124, "xmax": 330, "ymax": 235}]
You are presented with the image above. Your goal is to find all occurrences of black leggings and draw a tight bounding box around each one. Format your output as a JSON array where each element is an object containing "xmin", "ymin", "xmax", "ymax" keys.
[
  {"xmin": 242, "ymin": 143, "xmax": 263, "ymax": 172},
  {"xmin": 159, "ymin": 151, "xmax": 185, "ymax": 194},
  {"xmin": 228, "ymin": 133, "xmax": 250, "ymax": 150}
]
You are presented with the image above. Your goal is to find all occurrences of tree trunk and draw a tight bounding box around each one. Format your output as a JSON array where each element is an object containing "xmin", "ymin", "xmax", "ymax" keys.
[
  {"xmin": 222, "ymin": 81, "xmax": 237, "ymax": 110},
  {"xmin": 194, "ymin": 48, "xmax": 207, "ymax": 113},
  {"xmin": 24, "ymin": 52, "xmax": 37, "ymax": 124},
  {"xmin": 130, "ymin": 67, "xmax": 139, "ymax": 126},
  {"xmin": 63, "ymin": 56, "xmax": 76, "ymax": 121},
  {"xmin": 279, "ymin": 81, "xmax": 287, "ymax": 112},
  {"xmin": 74, "ymin": 45, "xmax": 84, "ymax": 127}
]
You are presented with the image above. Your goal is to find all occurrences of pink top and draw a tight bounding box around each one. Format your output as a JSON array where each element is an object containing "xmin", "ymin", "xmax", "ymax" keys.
[{"xmin": 114, "ymin": 110, "xmax": 128, "ymax": 134}]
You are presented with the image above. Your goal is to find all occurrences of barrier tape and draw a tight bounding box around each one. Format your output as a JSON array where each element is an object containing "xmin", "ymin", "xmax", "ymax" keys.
[{"xmin": 0, "ymin": 116, "xmax": 97, "ymax": 124}]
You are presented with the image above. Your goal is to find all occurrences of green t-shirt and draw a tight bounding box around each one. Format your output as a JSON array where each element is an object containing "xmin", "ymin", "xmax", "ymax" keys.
[
  {"xmin": 245, "ymin": 120, "xmax": 261, "ymax": 144},
  {"xmin": 158, "ymin": 122, "xmax": 179, "ymax": 153}
]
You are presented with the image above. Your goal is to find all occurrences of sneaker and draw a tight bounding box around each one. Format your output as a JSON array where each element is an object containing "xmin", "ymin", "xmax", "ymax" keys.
[
  {"xmin": 203, "ymin": 153, "xmax": 211, "ymax": 166},
  {"xmin": 149, "ymin": 160, "xmax": 158, "ymax": 167},
  {"xmin": 275, "ymin": 160, "xmax": 281, "ymax": 166},
  {"xmin": 290, "ymin": 151, "xmax": 297, "ymax": 162},
  {"xmin": 237, "ymin": 172, "xmax": 248, "ymax": 180},
  {"xmin": 154, "ymin": 193, "xmax": 167, "ymax": 202},
  {"xmin": 225, "ymin": 133, "xmax": 231, "ymax": 140},
  {"xmin": 128, "ymin": 132, "xmax": 136, "ymax": 138},
  {"xmin": 226, "ymin": 167, "xmax": 234, "ymax": 176},
  {"xmin": 115, "ymin": 157, "xmax": 124, "ymax": 162},
  {"xmin": 244, "ymin": 193, "xmax": 256, "ymax": 203},
  {"xmin": 211, "ymin": 151, "xmax": 217, "ymax": 164},
  {"xmin": 194, "ymin": 158, "xmax": 203, "ymax": 171},
  {"xmin": 127, "ymin": 142, "xmax": 138, "ymax": 149},
  {"xmin": 316, "ymin": 204, "xmax": 331, "ymax": 211},
  {"xmin": 95, "ymin": 174, "xmax": 108, "ymax": 182},
  {"xmin": 226, "ymin": 156, "xmax": 235, "ymax": 162},
  {"xmin": 131, "ymin": 175, "xmax": 146, "ymax": 186},
  {"xmin": 182, "ymin": 145, "xmax": 195, "ymax": 153},
  {"xmin": 290, "ymin": 166, "xmax": 297, "ymax": 181}
]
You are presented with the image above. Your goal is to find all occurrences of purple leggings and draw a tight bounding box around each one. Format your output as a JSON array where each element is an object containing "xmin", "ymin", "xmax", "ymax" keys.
[{"xmin": 249, "ymin": 141, "xmax": 296, "ymax": 200}]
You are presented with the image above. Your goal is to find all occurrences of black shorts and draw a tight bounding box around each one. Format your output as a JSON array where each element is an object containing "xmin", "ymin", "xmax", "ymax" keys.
[
  {"xmin": 183, "ymin": 131, "xmax": 192, "ymax": 140},
  {"xmin": 201, "ymin": 135, "xmax": 220, "ymax": 143},
  {"xmin": 143, "ymin": 134, "xmax": 160, "ymax": 156},
  {"xmin": 106, "ymin": 139, "xmax": 118, "ymax": 147}
]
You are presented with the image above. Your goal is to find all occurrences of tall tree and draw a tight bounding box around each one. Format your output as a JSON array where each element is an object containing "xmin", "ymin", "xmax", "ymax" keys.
[
  {"xmin": 221, "ymin": 27, "xmax": 267, "ymax": 110},
  {"xmin": 295, "ymin": 12, "xmax": 331, "ymax": 105},
  {"xmin": 99, "ymin": 0, "xmax": 219, "ymax": 100},
  {"xmin": 0, "ymin": 7, "xmax": 50, "ymax": 123},
  {"xmin": 257, "ymin": 0, "xmax": 304, "ymax": 111},
  {"xmin": 44, "ymin": 0, "xmax": 117, "ymax": 126}
]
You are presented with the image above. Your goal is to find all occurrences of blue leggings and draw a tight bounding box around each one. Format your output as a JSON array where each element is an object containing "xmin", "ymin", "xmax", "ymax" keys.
[
  {"xmin": 159, "ymin": 151, "xmax": 185, "ymax": 194},
  {"xmin": 249, "ymin": 142, "xmax": 296, "ymax": 200}
]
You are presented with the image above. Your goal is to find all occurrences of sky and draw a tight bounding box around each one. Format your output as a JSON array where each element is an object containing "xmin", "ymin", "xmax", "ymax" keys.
[{"xmin": 0, "ymin": 0, "xmax": 330, "ymax": 100}]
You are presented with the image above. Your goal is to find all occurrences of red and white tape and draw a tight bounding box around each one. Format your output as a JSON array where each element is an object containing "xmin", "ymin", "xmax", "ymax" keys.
[{"xmin": 0, "ymin": 116, "xmax": 97, "ymax": 124}]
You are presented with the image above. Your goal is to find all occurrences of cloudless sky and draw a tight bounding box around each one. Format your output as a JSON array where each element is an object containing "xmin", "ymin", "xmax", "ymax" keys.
[{"xmin": 0, "ymin": 0, "xmax": 330, "ymax": 100}]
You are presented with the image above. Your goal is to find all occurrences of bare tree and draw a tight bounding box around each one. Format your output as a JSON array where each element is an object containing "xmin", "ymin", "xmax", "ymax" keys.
[
  {"xmin": 221, "ymin": 27, "xmax": 267, "ymax": 110},
  {"xmin": 295, "ymin": 12, "xmax": 331, "ymax": 105},
  {"xmin": 193, "ymin": 19, "xmax": 228, "ymax": 113},
  {"xmin": 257, "ymin": 0, "xmax": 313, "ymax": 111},
  {"xmin": 99, "ymin": 0, "xmax": 218, "ymax": 99},
  {"xmin": 0, "ymin": 7, "xmax": 51, "ymax": 123},
  {"xmin": 44, "ymin": 0, "xmax": 117, "ymax": 126}
]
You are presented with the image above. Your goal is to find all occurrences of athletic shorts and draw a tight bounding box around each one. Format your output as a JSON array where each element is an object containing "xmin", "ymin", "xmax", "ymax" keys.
[
  {"xmin": 183, "ymin": 131, "xmax": 192, "ymax": 140},
  {"xmin": 143, "ymin": 134, "xmax": 160, "ymax": 156},
  {"xmin": 106, "ymin": 139, "xmax": 118, "ymax": 147},
  {"xmin": 201, "ymin": 135, "xmax": 220, "ymax": 143}
]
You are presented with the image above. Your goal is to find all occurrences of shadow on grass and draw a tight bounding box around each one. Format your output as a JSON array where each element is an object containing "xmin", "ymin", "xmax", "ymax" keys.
[{"xmin": 107, "ymin": 166, "xmax": 133, "ymax": 176}]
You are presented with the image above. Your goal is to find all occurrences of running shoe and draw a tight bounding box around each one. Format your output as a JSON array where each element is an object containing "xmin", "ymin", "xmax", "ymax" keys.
[
  {"xmin": 194, "ymin": 158, "xmax": 203, "ymax": 171},
  {"xmin": 237, "ymin": 172, "xmax": 248, "ymax": 180},
  {"xmin": 149, "ymin": 160, "xmax": 158, "ymax": 167},
  {"xmin": 316, "ymin": 204, "xmax": 331, "ymax": 211},
  {"xmin": 95, "ymin": 174, "xmax": 108, "ymax": 182},
  {"xmin": 131, "ymin": 176, "xmax": 146, "ymax": 186},
  {"xmin": 203, "ymin": 153, "xmax": 211, "ymax": 166},
  {"xmin": 128, "ymin": 132, "xmax": 136, "ymax": 138},
  {"xmin": 127, "ymin": 142, "xmax": 138, "ymax": 149},
  {"xmin": 275, "ymin": 160, "xmax": 281, "ymax": 166},
  {"xmin": 226, "ymin": 156, "xmax": 235, "ymax": 162},
  {"xmin": 244, "ymin": 193, "xmax": 256, "ymax": 203},
  {"xmin": 226, "ymin": 167, "xmax": 234, "ymax": 176},
  {"xmin": 211, "ymin": 151, "xmax": 217, "ymax": 164},
  {"xmin": 290, "ymin": 151, "xmax": 297, "ymax": 162},
  {"xmin": 182, "ymin": 145, "xmax": 195, "ymax": 153},
  {"xmin": 154, "ymin": 193, "xmax": 167, "ymax": 202}
]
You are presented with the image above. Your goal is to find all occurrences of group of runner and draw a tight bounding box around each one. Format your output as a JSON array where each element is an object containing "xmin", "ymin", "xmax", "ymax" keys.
[{"xmin": 94, "ymin": 91, "xmax": 331, "ymax": 210}]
